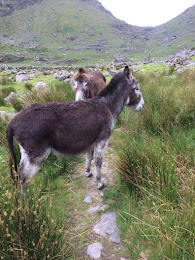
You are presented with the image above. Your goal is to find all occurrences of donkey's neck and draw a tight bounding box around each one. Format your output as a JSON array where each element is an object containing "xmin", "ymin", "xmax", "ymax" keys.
[{"xmin": 98, "ymin": 79, "xmax": 128, "ymax": 119}]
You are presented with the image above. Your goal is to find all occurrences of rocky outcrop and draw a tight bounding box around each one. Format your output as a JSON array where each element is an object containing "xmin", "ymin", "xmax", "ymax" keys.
[
  {"xmin": 166, "ymin": 49, "xmax": 195, "ymax": 68},
  {"xmin": 0, "ymin": 0, "xmax": 43, "ymax": 17},
  {"xmin": 53, "ymin": 70, "xmax": 74, "ymax": 81},
  {"xmin": 0, "ymin": 53, "xmax": 24, "ymax": 63}
]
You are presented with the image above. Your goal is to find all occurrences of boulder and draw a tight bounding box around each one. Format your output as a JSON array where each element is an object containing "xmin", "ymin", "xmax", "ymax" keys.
[
  {"xmin": 0, "ymin": 111, "xmax": 16, "ymax": 120},
  {"xmin": 53, "ymin": 70, "xmax": 72, "ymax": 81},
  {"xmin": 64, "ymin": 78, "xmax": 70, "ymax": 83},
  {"xmin": 34, "ymin": 82, "xmax": 49, "ymax": 91},
  {"xmin": 175, "ymin": 68, "xmax": 186, "ymax": 74},
  {"xmin": 28, "ymin": 74, "xmax": 36, "ymax": 79},
  {"xmin": 4, "ymin": 92, "xmax": 20, "ymax": 105},
  {"xmin": 16, "ymin": 73, "xmax": 29, "ymax": 82}
]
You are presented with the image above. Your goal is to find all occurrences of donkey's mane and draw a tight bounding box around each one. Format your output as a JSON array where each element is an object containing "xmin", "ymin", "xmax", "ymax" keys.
[{"xmin": 98, "ymin": 72, "xmax": 127, "ymax": 98}]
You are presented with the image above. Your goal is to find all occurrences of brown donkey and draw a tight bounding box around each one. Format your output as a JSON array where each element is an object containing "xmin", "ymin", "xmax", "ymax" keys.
[
  {"xmin": 6, "ymin": 66, "xmax": 144, "ymax": 196},
  {"xmin": 72, "ymin": 68, "xmax": 106, "ymax": 101},
  {"xmin": 72, "ymin": 68, "xmax": 107, "ymax": 181}
]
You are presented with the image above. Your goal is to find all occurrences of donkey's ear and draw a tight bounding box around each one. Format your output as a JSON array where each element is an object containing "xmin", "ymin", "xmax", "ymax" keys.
[
  {"xmin": 107, "ymin": 68, "xmax": 117, "ymax": 76},
  {"xmin": 78, "ymin": 67, "xmax": 86, "ymax": 74},
  {"xmin": 124, "ymin": 66, "xmax": 132, "ymax": 78}
]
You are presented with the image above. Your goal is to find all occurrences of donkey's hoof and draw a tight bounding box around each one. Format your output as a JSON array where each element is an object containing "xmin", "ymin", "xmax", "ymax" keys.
[
  {"xmin": 85, "ymin": 172, "xmax": 93, "ymax": 178},
  {"xmin": 98, "ymin": 182, "xmax": 105, "ymax": 190}
]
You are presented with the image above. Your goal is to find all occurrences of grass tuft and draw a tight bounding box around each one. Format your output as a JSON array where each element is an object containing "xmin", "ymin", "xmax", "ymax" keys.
[{"xmin": 23, "ymin": 81, "xmax": 74, "ymax": 107}]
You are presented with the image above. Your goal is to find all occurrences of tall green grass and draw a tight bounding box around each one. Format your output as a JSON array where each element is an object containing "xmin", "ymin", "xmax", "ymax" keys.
[
  {"xmin": 0, "ymin": 180, "xmax": 71, "ymax": 259},
  {"xmin": 0, "ymin": 80, "xmax": 75, "ymax": 259},
  {"xmin": 0, "ymin": 116, "xmax": 72, "ymax": 259},
  {"xmin": 113, "ymin": 70, "xmax": 195, "ymax": 259},
  {"xmin": 23, "ymin": 82, "xmax": 74, "ymax": 107}
]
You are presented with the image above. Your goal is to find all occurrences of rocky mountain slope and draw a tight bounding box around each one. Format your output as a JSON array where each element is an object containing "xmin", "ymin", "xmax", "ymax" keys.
[{"xmin": 0, "ymin": 0, "xmax": 194, "ymax": 66}]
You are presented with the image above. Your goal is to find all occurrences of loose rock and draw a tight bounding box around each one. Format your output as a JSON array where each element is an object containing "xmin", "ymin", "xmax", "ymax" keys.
[
  {"xmin": 84, "ymin": 195, "xmax": 93, "ymax": 203},
  {"xmin": 35, "ymin": 82, "xmax": 49, "ymax": 91},
  {"xmin": 0, "ymin": 111, "xmax": 16, "ymax": 120},
  {"xmin": 88, "ymin": 205, "xmax": 106, "ymax": 214},
  {"xmin": 87, "ymin": 242, "xmax": 103, "ymax": 259}
]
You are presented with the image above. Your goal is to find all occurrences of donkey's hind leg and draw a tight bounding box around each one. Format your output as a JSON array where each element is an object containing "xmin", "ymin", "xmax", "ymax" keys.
[
  {"xmin": 85, "ymin": 148, "xmax": 94, "ymax": 178},
  {"xmin": 19, "ymin": 145, "xmax": 51, "ymax": 197},
  {"xmin": 95, "ymin": 140, "xmax": 108, "ymax": 190}
]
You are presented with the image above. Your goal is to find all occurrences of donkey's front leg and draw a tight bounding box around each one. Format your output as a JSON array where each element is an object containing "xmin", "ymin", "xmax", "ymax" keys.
[
  {"xmin": 85, "ymin": 148, "xmax": 94, "ymax": 177},
  {"xmin": 95, "ymin": 140, "xmax": 108, "ymax": 190}
]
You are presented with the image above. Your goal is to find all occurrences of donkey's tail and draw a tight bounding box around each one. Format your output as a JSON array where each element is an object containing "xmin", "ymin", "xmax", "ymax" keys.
[{"xmin": 6, "ymin": 124, "xmax": 18, "ymax": 182}]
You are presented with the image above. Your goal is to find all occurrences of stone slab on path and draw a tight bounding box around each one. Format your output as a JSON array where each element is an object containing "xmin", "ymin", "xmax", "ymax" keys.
[
  {"xmin": 87, "ymin": 242, "xmax": 103, "ymax": 259},
  {"xmin": 84, "ymin": 195, "xmax": 93, "ymax": 203},
  {"xmin": 88, "ymin": 205, "xmax": 106, "ymax": 214},
  {"xmin": 93, "ymin": 212, "xmax": 120, "ymax": 244}
]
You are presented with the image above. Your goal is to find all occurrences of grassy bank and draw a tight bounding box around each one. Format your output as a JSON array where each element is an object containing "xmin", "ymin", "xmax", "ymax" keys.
[{"xmin": 107, "ymin": 70, "xmax": 195, "ymax": 259}]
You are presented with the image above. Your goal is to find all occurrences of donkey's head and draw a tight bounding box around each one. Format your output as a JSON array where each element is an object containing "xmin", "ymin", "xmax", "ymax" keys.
[
  {"xmin": 123, "ymin": 66, "xmax": 144, "ymax": 111},
  {"xmin": 72, "ymin": 68, "xmax": 91, "ymax": 101},
  {"xmin": 107, "ymin": 66, "xmax": 144, "ymax": 111}
]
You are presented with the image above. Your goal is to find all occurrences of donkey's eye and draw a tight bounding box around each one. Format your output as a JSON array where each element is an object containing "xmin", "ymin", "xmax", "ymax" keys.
[
  {"xmin": 72, "ymin": 82, "xmax": 77, "ymax": 89},
  {"xmin": 83, "ymin": 82, "xmax": 88, "ymax": 90}
]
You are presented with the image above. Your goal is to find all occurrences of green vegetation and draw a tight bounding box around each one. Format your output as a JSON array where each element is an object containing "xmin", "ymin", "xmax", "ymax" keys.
[
  {"xmin": 0, "ymin": 67, "xmax": 194, "ymax": 259},
  {"xmin": 0, "ymin": 86, "xmax": 16, "ymax": 106},
  {"xmin": 105, "ymin": 70, "xmax": 195, "ymax": 259},
  {"xmin": 24, "ymin": 82, "xmax": 33, "ymax": 91},
  {"xmin": 23, "ymin": 81, "xmax": 74, "ymax": 107},
  {"xmin": 0, "ymin": 71, "xmax": 74, "ymax": 113},
  {"xmin": 0, "ymin": 77, "xmax": 75, "ymax": 258},
  {"xmin": 0, "ymin": 116, "xmax": 70, "ymax": 259}
]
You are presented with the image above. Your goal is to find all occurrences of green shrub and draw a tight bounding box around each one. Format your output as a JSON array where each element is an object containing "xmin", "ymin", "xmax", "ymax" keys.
[
  {"xmin": 24, "ymin": 82, "xmax": 33, "ymax": 91},
  {"xmin": 168, "ymin": 65, "xmax": 175, "ymax": 75},
  {"xmin": 43, "ymin": 71, "xmax": 51, "ymax": 76},
  {"xmin": 0, "ymin": 75, "xmax": 12, "ymax": 85},
  {"xmin": 10, "ymin": 97, "xmax": 24, "ymax": 112}
]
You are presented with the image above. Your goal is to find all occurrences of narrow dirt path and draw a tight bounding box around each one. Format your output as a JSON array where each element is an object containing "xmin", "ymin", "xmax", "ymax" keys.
[{"xmin": 67, "ymin": 143, "xmax": 129, "ymax": 260}]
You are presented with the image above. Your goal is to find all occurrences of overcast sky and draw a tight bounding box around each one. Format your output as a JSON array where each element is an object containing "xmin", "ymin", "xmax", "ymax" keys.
[{"xmin": 98, "ymin": 0, "xmax": 195, "ymax": 27}]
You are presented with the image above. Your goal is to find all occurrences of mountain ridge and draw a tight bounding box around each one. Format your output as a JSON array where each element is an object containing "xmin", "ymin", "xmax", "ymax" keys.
[{"xmin": 0, "ymin": 0, "xmax": 194, "ymax": 66}]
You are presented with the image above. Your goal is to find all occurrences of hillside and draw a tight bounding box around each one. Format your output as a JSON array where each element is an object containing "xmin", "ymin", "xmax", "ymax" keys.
[{"xmin": 0, "ymin": 0, "xmax": 194, "ymax": 66}]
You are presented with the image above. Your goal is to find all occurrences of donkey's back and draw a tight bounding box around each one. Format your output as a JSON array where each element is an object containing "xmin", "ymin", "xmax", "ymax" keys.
[{"xmin": 7, "ymin": 100, "xmax": 113, "ymax": 157}]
